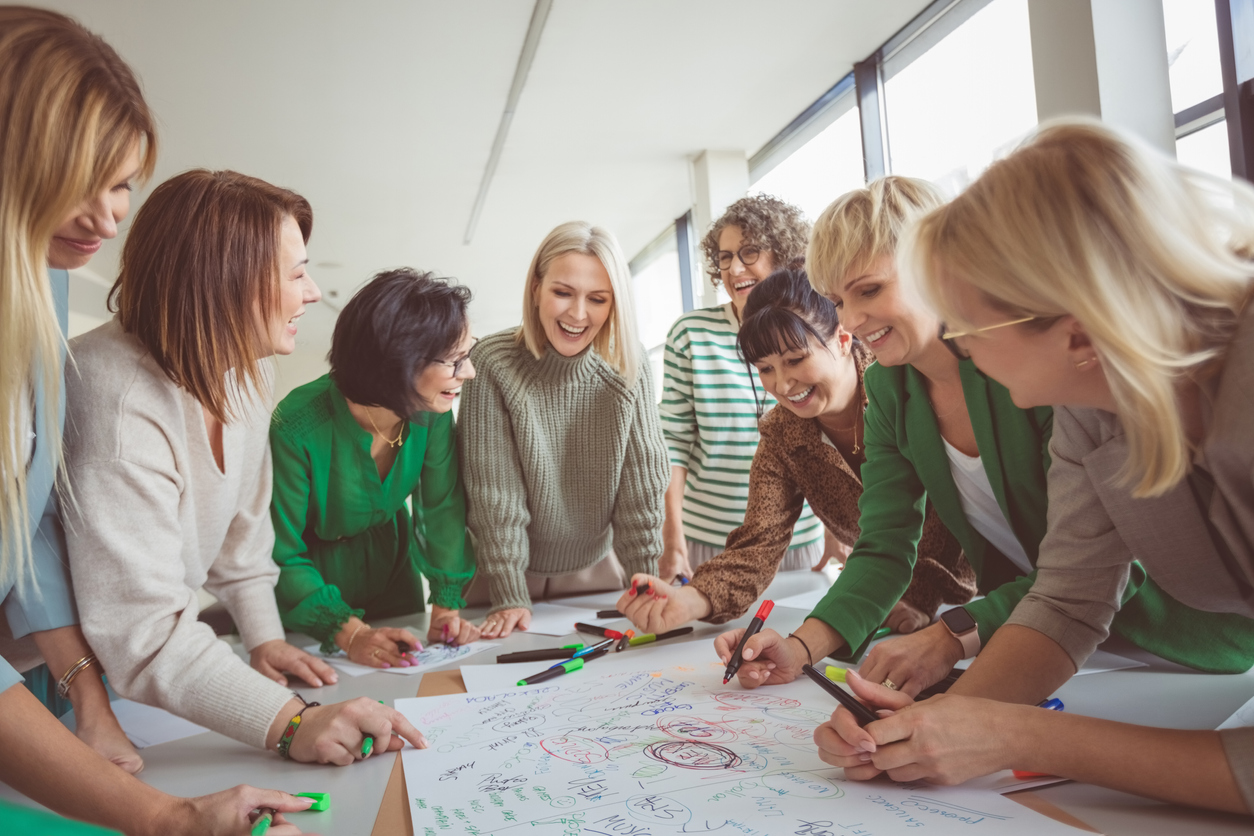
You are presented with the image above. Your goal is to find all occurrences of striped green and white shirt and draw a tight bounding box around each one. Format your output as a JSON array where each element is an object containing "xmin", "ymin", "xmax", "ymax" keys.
[{"xmin": 660, "ymin": 303, "xmax": 822, "ymax": 549}]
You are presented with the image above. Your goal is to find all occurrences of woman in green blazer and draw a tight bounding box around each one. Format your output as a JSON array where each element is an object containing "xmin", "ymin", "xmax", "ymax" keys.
[
  {"xmin": 271, "ymin": 268, "xmax": 478, "ymax": 669},
  {"xmin": 715, "ymin": 177, "xmax": 1254, "ymax": 695}
]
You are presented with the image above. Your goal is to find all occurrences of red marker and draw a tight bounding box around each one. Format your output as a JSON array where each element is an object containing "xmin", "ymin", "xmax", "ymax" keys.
[
  {"xmin": 574, "ymin": 622, "xmax": 625, "ymax": 640},
  {"xmin": 723, "ymin": 600, "xmax": 774, "ymax": 684}
]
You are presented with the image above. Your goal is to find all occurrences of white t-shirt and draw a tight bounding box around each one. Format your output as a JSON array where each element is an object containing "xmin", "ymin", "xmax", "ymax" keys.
[{"xmin": 942, "ymin": 438, "xmax": 1033, "ymax": 574}]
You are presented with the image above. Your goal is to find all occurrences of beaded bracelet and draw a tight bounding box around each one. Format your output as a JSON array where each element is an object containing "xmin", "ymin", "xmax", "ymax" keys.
[{"xmin": 276, "ymin": 692, "xmax": 321, "ymax": 759}]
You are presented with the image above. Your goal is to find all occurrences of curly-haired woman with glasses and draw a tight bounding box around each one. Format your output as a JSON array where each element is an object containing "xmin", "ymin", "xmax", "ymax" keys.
[
  {"xmin": 270, "ymin": 268, "xmax": 480, "ymax": 663},
  {"xmin": 657, "ymin": 195, "xmax": 830, "ymax": 583}
]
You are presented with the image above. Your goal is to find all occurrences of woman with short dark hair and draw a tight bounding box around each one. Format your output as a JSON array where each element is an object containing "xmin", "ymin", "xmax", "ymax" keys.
[{"xmin": 270, "ymin": 268, "xmax": 479, "ymax": 663}]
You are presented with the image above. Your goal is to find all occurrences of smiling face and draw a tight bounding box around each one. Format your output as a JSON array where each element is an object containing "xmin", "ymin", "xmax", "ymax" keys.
[
  {"xmin": 752, "ymin": 329, "xmax": 856, "ymax": 420},
  {"xmin": 414, "ymin": 328, "xmax": 477, "ymax": 413},
  {"xmin": 267, "ymin": 215, "xmax": 321, "ymax": 357},
  {"xmin": 718, "ymin": 224, "xmax": 776, "ymax": 317},
  {"xmin": 534, "ymin": 252, "xmax": 613, "ymax": 357},
  {"xmin": 48, "ymin": 140, "xmax": 142, "ymax": 270},
  {"xmin": 825, "ymin": 254, "xmax": 939, "ymax": 368},
  {"xmin": 942, "ymin": 275, "xmax": 1113, "ymax": 410}
]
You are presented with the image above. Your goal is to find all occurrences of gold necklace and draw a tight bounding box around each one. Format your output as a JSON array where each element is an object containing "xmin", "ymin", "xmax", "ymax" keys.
[
  {"xmin": 826, "ymin": 381, "xmax": 863, "ymax": 454},
  {"xmin": 366, "ymin": 409, "xmax": 404, "ymax": 448}
]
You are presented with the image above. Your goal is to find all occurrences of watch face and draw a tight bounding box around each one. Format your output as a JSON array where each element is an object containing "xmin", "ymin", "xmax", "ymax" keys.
[{"xmin": 941, "ymin": 607, "xmax": 977, "ymax": 634}]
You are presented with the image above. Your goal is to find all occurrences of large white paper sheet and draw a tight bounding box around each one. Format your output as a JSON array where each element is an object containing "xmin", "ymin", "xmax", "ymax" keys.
[
  {"xmin": 771, "ymin": 585, "xmax": 836, "ymax": 612},
  {"xmin": 305, "ymin": 640, "xmax": 498, "ymax": 677},
  {"xmin": 1217, "ymin": 694, "xmax": 1254, "ymax": 730},
  {"xmin": 398, "ymin": 664, "xmax": 1080, "ymax": 836},
  {"xmin": 955, "ymin": 647, "xmax": 1146, "ymax": 676},
  {"xmin": 518, "ymin": 603, "xmax": 623, "ymax": 637}
]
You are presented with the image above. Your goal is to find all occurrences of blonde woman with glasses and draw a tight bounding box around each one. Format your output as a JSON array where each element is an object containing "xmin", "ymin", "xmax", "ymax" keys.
[
  {"xmin": 459, "ymin": 221, "xmax": 669, "ymax": 638},
  {"xmin": 0, "ymin": 7, "xmax": 315, "ymax": 834},
  {"xmin": 818, "ymin": 119, "xmax": 1254, "ymax": 815}
]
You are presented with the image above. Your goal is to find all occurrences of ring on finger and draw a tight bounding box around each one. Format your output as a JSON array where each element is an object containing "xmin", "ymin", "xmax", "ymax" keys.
[
  {"xmin": 373, "ymin": 648, "xmax": 381, "ymax": 659},
  {"xmin": 881, "ymin": 677, "xmax": 898, "ymax": 691}
]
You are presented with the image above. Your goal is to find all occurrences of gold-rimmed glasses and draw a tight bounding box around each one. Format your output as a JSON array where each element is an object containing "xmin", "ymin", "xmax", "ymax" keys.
[{"xmin": 938, "ymin": 317, "xmax": 1035, "ymax": 360}]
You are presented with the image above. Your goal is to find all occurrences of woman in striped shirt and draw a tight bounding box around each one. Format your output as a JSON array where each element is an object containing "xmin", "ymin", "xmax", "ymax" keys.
[{"xmin": 659, "ymin": 196, "xmax": 828, "ymax": 581}]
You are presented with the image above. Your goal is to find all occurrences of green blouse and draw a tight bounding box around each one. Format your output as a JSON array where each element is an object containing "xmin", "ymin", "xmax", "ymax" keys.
[
  {"xmin": 811, "ymin": 359, "xmax": 1254, "ymax": 673},
  {"xmin": 270, "ymin": 375, "xmax": 475, "ymax": 649}
]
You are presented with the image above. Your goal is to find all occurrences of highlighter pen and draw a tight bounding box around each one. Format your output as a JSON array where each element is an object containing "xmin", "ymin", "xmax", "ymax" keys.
[
  {"xmin": 571, "ymin": 638, "xmax": 614, "ymax": 658},
  {"xmin": 250, "ymin": 809, "xmax": 275, "ymax": 836},
  {"xmin": 872, "ymin": 626, "xmax": 892, "ymax": 641},
  {"xmin": 723, "ymin": 600, "xmax": 774, "ymax": 684},
  {"xmin": 1013, "ymin": 699, "xmax": 1067, "ymax": 779},
  {"xmin": 574, "ymin": 622, "xmax": 625, "ymax": 639},
  {"xmin": 495, "ymin": 644, "xmax": 586, "ymax": 664},
  {"xmin": 628, "ymin": 626, "xmax": 695, "ymax": 646},
  {"xmin": 517, "ymin": 657, "xmax": 584, "ymax": 686},
  {"xmin": 824, "ymin": 664, "xmax": 847, "ymax": 683},
  {"xmin": 596, "ymin": 609, "xmax": 624, "ymax": 619},
  {"xmin": 802, "ymin": 664, "xmax": 879, "ymax": 726}
]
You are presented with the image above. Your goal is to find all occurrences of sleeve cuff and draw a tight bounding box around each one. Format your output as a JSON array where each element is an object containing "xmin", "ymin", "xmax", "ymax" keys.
[
  {"xmin": 428, "ymin": 582, "xmax": 468, "ymax": 611},
  {"xmin": 1003, "ymin": 602, "xmax": 1102, "ymax": 672},
  {"xmin": 486, "ymin": 569, "xmax": 533, "ymax": 615},
  {"xmin": 220, "ymin": 582, "xmax": 288, "ymax": 652}
]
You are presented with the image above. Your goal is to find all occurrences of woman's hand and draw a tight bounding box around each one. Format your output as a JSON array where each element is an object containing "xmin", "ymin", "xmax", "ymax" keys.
[
  {"xmin": 75, "ymin": 712, "xmax": 144, "ymax": 775},
  {"xmin": 712, "ymin": 628, "xmax": 809, "ymax": 688},
  {"xmin": 168, "ymin": 786, "xmax": 315, "ymax": 836},
  {"xmin": 270, "ymin": 696, "xmax": 429, "ymax": 767},
  {"xmin": 250, "ymin": 640, "xmax": 338, "ymax": 687},
  {"xmin": 479, "ymin": 608, "xmax": 531, "ymax": 638},
  {"xmin": 430, "ymin": 606, "xmax": 480, "ymax": 647},
  {"xmin": 813, "ymin": 528, "xmax": 853, "ymax": 572},
  {"xmin": 617, "ymin": 574, "xmax": 708, "ymax": 635},
  {"xmin": 815, "ymin": 670, "xmax": 1018, "ymax": 785},
  {"xmin": 882, "ymin": 599, "xmax": 931, "ymax": 635},
  {"xmin": 347, "ymin": 626, "xmax": 423, "ymax": 668},
  {"xmin": 657, "ymin": 543, "xmax": 693, "ymax": 584},
  {"xmin": 858, "ymin": 622, "xmax": 964, "ymax": 698}
]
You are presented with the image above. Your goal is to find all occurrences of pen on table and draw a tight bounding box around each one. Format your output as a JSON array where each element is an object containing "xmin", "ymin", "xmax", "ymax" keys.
[
  {"xmin": 517, "ymin": 657, "xmax": 584, "ymax": 686},
  {"xmin": 802, "ymin": 664, "xmax": 879, "ymax": 726},
  {"xmin": 1012, "ymin": 699, "xmax": 1066, "ymax": 779},
  {"xmin": 575, "ymin": 622, "xmax": 625, "ymax": 639},
  {"xmin": 596, "ymin": 609, "xmax": 624, "ymax": 619},
  {"xmin": 573, "ymin": 638, "xmax": 614, "ymax": 658},
  {"xmin": 250, "ymin": 808, "xmax": 275, "ymax": 836},
  {"xmin": 495, "ymin": 643, "xmax": 586, "ymax": 664},
  {"xmin": 628, "ymin": 626, "xmax": 695, "ymax": 646},
  {"xmin": 616, "ymin": 630, "xmax": 634, "ymax": 651},
  {"xmin": 723, "ymin": 600, "xmax": 774, "ymax": 684}
]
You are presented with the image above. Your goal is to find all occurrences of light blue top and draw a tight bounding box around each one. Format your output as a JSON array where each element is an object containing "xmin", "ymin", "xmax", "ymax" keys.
[{"xmin": 0, "ymin": 268, "xmax": 77, "ymax": 694}]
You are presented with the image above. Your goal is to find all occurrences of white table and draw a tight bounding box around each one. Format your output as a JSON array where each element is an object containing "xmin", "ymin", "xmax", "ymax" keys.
[{"xmin": 4, "ymin": 568, "xmax": 1253, "ymax": 835}]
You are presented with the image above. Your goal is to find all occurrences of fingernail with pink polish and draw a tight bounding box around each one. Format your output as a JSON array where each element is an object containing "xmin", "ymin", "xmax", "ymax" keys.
[
  {"xmin": 858, "ymin": 753, "xmax": 872, "ymax": 763},
  {"xmin": 382, "ymin": 663, "xmax": 391, "ymax": 668}
]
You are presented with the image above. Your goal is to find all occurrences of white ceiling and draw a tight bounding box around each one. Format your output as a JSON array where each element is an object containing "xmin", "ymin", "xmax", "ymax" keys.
[{"xmin": 46, "ymin": 0, "xmax": 932, "ymax": 367}]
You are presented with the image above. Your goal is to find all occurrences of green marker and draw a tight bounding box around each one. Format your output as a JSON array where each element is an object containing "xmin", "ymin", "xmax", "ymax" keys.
[
  {"xmin": 362, "ymin": 700, "xmax": 387, "ymax": 757},
  {"xmin": 824, "ymin": 665, "xmax": 847, "ymax": 683},
  {"xmin": 872, "ymin": 626, "xmax": 892, "ymax": 641},
  {"xmin": 250, "ymin": 809, "xmax": 274, "ymax": 836},
  {"xmin": 517, "ymin": 656, "xmax": 583, "ymax": 686},
  {"xmin": 296, "ymin": 792, "xmax": 329, "ymax": 812}
]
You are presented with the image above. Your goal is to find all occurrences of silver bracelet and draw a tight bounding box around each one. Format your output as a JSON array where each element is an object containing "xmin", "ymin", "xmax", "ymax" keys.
[{"xmin": 57, "ymin": 653, "xmax": 99, "ymax": 700}]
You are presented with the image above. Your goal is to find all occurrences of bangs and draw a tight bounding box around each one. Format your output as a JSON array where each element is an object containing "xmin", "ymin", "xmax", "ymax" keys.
[{"xmin": 738, "ymin": 307, "xmax": 824, "ymax": 365}]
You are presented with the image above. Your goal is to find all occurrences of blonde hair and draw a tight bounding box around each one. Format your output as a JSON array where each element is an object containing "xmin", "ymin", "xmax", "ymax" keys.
[
  {"xmin": 516, "ymin": 221, "xmax": 641, "ymax": 385},
  {"xmin": 0, "ymin": 7, "xmax": 156, "ymax": 586},
  {"xmin": 903, "ymin": 117, "xmax": 1254, "ymax": 497},
  {"xmin": 806, "ymin": 176, "xmax": 943, "ymax": 296}
]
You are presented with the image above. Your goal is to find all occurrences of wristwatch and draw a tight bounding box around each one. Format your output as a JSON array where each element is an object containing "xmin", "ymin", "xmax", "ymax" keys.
[{"xmin": 939, "ymin": 607, "xmax": 980, "ymax": 659}]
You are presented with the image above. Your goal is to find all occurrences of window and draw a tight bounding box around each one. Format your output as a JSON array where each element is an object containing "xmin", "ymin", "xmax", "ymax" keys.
[
  {"xmin": 630, "ymin": 226, "xmax": 685, "ymax": 400},
  {"xmin": 1163, "ymin": 0, "xmax": 1223, "ymax": 113},
  {"xmin": 750, "ymin": 104, "xmax": 865, "ymax": 222},
  {"xmin": 1176, "ymin": 119, "xmax": 1232, "ymax": 180},
  {"xmin": 882, "ymin": 0, "xmax": 1037, "ymax": 194}
]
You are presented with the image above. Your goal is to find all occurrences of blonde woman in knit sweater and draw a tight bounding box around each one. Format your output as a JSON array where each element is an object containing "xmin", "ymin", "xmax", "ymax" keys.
[{"xmin": 460, "ymin": 221, "xmax": 670, "ymax": 638}]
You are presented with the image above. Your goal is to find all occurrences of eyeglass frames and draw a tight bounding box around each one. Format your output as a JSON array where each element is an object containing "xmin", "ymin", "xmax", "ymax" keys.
[
  {"xmin": 430, "ymin": 337, "xmax": 478, "ymax": 377},
  {"xmin": 938, "ymin": 316, "xmax": 1035, "ymax": 360},
  {"xmin": 716, "ymin": 245, "xmax": 762, "ymax": 271}
]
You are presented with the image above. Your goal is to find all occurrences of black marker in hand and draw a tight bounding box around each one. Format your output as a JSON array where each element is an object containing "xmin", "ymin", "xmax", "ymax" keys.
[{"xmin": 723, "ymin": 600, "xmax": 774, "ymax": 684}]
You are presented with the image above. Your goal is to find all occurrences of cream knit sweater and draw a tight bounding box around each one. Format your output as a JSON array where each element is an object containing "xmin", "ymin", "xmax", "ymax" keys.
[
  {"xmin": 63, "ymin": 320, "xmax": 293, "ymax": 749},
  {"xmin": 458, "ymin": 329, "xmax": 669, "ymax": 613}
]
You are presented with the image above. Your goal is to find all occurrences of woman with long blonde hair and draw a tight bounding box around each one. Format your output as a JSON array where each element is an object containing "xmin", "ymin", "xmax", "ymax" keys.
[
  {"xmin": 817, "ymin": 119, "xmax": 1254, "ymax": 814},
  {"xmin": 0, "ymin": 7, "xmax": 315, "ymax": 834},
  {"xmin": 459, "ymin": 220, "xmax": 670, "ymax": 637}
]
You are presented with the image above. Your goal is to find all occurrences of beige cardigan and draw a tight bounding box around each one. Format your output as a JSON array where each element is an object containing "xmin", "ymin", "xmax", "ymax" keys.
[{"xmin": 1006, "ymin": 307, "xmax": 1254, "ymax": 810}]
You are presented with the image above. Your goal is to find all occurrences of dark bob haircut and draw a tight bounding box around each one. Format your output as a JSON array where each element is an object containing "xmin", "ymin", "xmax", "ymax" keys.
[
  {"xmin": 329, "ymin": 268, "xmax": 471, "ymax": 416},
  {"xmin": 737, "ymin": 268, "xmax": 840, "ymax": 366}
]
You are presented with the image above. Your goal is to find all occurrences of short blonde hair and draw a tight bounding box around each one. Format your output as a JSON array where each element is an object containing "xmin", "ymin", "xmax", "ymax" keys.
[
  {"xmin": 903, "ymin": 117, "xmax": 1254, "ymax": 498},
  {"xmin": 516, "ymin": 221, "xmax": 641, "ymax": 385},
  {"xmin": 807, "ymin": 176, "xmax": 943, "ymax": 296}
]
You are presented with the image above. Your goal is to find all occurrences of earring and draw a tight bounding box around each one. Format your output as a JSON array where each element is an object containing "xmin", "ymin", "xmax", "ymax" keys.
[{"xmin": 1074, "ymin": 357, "xmax": 1096, "ymax": 370}]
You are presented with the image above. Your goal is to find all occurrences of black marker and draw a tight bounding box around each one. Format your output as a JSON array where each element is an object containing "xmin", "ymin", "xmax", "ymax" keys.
[
  {"xmin": 596, "ymin": 609, "xmax": 624, "ymax": 619},
  {"xmin": 801, "ymin": 664, "xmax": 879, "ymax": 727},
  {"xmin": 723, "ymin": 600, "xmax": 773, "ymax": 684}
]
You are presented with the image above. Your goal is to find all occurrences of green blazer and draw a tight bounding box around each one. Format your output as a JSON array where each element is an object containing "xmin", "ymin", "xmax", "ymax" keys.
[{"xmin": 812, "ymin": 359, "xmax": 1254, "ymax": 673}]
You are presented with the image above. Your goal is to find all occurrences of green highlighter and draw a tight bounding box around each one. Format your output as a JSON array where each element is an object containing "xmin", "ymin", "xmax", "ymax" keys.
[
  {"xmin": 296, "ymin": 792, "xmax": 329, "ymax": 812},
  {"xmin": 250, "ymin": 809, "xmax": 274, "ymax": 836},
  {"xmin": 825, "ymin": 664, "xmax": 848, "ymax": 683}
]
